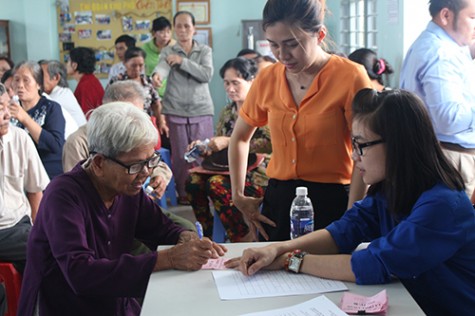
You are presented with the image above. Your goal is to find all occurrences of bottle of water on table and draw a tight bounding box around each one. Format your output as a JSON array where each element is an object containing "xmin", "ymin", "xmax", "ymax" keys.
[{"xmin": 290, "ymin": 186, "xmax": 314, "ymax": 239}]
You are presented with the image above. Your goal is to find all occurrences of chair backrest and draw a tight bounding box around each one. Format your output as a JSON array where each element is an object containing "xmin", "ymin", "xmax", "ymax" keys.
[{"xmin": 0, "ymin": 262, "xmax": 22, "ymax": 316}]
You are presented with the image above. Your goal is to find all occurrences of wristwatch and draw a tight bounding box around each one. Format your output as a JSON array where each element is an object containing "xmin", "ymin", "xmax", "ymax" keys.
[{"xmin": 287, "ymin": 250, "xmax": 307, "ymax": 273}]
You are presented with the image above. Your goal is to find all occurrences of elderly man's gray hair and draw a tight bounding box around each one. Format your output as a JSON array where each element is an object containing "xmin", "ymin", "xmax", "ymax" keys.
[
  {"xmin": 103, "ymin": 80, "xmax": 147, "ymax": 106},
  {"xmin": 39, "ymin": 60, "xmax": 69, "ymax": 88},
  {"xmin": 87, "ymin": 102, "xmax": 158, "ymax": 157}
]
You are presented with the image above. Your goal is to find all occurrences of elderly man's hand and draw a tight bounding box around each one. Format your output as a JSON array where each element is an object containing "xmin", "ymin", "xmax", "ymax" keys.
[{"xmin": 166, "ymin": 238, "xmax": 227, "ymax": 271}]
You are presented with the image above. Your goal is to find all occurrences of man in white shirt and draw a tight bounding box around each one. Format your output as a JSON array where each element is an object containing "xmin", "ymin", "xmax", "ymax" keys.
[
  {"xmin": 40, "ymin": 60, "xmax": 86, "ymax": 127},
  {"xmin": 400, "ymin": 0, "xmax": 475, "ymax": 197},
  {"xmin": 108, "ymin": 35, "xmax": 136, "ymax": 81},
  {"xmin": 0, "ymin": 83, "xmax": 49, "ymax": 273}
]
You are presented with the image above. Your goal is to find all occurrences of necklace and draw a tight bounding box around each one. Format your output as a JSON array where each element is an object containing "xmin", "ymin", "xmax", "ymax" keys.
[{"xmin": 287, "ymin": 72, "xmax": 312, "ymax": 91}]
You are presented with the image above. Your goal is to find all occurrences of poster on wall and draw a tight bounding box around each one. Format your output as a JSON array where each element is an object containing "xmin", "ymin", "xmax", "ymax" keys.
[
  {"xmin": 177, "ymin": 0, "xmax": 210, "ymax": 24},
  {"xmin": 56, "ymin": 0, "xmax": 172, "ymax": 78}
]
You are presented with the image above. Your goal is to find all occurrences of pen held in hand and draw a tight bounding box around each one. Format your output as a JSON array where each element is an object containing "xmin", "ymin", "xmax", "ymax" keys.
[{"xmin": 195, "ymin": 221, "xmax": 204, "ymax": 240}]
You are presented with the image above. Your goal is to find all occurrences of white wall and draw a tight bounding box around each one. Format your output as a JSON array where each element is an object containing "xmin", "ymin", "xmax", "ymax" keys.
[
  {"xmin": 207, "ymin": 0, "xmax": 267, "ymax": 111},
  {"xmin": 0, "ymin": 0, "xmax": 27, "ymax": 62}
]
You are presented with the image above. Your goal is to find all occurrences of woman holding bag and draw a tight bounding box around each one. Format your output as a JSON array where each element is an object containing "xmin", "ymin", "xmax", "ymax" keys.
[{"xmin": 186, "ymin": 57, "xmax": 271, "ymax": 242}]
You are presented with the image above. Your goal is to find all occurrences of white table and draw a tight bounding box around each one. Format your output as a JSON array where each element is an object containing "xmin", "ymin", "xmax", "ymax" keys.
[{"xmin": 141, "ymin": 243, "xmax": 425, "ymax": 316}]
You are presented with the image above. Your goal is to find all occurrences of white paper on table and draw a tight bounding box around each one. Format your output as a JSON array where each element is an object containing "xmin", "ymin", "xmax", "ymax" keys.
[
  {"xmin": 240, "ymin": 295, "xmax": 349, "ymax": 316},
  {"xmin": 212, "ymin": 270, "xmax": 348, "ymax": 300}
]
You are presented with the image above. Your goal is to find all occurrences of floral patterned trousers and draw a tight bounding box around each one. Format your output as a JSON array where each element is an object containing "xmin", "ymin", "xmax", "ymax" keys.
[{"xmin": 185, "ymin": 172, "xmax": 265, "ymax": 242}]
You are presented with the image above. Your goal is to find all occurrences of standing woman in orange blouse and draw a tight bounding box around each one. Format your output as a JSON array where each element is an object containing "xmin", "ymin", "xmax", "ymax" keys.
[{"xmin": 229, "ymin": 0, "xmax": 372, "ymax": 241}]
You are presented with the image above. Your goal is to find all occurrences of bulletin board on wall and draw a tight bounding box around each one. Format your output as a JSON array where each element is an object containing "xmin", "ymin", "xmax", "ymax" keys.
[{"xmin": 56, "ymin": 0, "xmax": 172, "ymax": 78}]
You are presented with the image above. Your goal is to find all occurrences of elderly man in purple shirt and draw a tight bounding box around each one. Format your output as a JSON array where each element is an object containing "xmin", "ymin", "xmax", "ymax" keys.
[{"xmin": 18, "ymin": 102, "xmax": 227, "ymax": 316}]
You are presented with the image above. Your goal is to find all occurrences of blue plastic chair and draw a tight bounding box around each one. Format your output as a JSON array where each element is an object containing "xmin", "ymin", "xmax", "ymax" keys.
[
  {"xmin": 157, "ymin": 148, "xmax": 177, "ymax": 208},
  {"xmin": 212, "ymin": 209, "xmax": 227, "ymax": 243}
]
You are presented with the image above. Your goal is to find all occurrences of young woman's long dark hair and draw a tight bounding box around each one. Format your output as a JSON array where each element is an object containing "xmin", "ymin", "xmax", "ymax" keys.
[{"xmin": 352, "ymin": 88, "xmax": 464, "ymax": 217}]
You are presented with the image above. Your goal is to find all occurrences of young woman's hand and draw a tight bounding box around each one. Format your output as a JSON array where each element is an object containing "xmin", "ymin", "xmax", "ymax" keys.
[{"xmin": 232, "ymin": 195, "xmax": 276, "ymax": 241}]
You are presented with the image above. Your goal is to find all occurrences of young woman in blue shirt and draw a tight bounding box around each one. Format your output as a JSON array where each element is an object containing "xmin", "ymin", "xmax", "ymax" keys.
[{"xmin": 227, "ymin": 88, "xmax": 475, "ymax": 315}]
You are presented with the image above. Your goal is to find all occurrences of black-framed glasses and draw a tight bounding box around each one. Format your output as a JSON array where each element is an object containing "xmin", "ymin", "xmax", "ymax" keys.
[
  {"xmin": 351, "ymin": 138, "xmax": 384, "ymax": 156},
  {"xmin": 93, "ymin": 152, "xmax": 161, "ymax": 175}
]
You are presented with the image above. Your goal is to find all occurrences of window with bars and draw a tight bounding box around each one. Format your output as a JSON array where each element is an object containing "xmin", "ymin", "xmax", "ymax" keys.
[{"xmin": 340, "ymin": 0, "xmax": 377, "ymax": 55}]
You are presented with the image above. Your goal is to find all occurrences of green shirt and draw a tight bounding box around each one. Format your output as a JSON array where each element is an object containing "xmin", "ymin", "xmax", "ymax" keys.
[{"xmin": 142, "ymin": 38, "xmax": 176, "ymax": 97}]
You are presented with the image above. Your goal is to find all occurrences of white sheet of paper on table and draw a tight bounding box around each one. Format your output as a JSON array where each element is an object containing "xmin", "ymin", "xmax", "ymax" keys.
[
  {"xmin": 239, "ymin": 295, "xmax": 349, "ymax": 316},
  {"xmin": 212, "ymin": 270, "xmax": 348, "ymax": 300}
]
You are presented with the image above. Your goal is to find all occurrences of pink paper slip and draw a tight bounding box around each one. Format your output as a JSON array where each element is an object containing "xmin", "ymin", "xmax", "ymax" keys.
[
  {"xmin": 201, "ymin": 257, "xmax": 229, "ymax": 270},
  {"xmin": 340, "ymin": 289, "xmax": 388, "ymax": 314}
]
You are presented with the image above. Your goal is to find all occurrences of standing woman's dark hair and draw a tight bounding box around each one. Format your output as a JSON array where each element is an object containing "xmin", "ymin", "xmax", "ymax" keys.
[
  {"xmin": 219, "ymin": 57, "xmax": 259, "ymax": 81},
  {"xmin": 69, "ymin": 47, "xmax": 96, "ymax": 74},
  {"xmin": 352, "ymin": 88, "xmax": 464, "ymax": 217},
  {"xmin": 348, "ymin": 48, "xmax": 394, "ymax": 87},
  {"xmin": 263, "ymin": 0, "xmax": 325, "ymax": 33}
]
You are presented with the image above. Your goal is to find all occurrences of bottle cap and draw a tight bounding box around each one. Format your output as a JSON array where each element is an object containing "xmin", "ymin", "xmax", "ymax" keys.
[
  {"xmin": 296, "ymin": 187, "xmax": 307, "ymax": 196},
  {"xmin": 145, "ymin": 185, "xmax": 154, "ymax": 195}
]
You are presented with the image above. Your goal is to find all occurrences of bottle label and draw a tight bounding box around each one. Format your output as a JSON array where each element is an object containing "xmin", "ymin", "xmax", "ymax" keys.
[{"xmin": 290, "ymin": 218, "xmax": 314, "ymax": 239}]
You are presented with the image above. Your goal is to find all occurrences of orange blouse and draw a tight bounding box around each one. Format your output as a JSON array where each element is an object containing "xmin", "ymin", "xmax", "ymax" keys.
[{"xmin": 240, "ymin": 55, "xmax": 372, "ymax": 184}]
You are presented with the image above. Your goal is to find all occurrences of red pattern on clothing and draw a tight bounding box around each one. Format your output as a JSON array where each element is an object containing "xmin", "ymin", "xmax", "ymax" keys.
[{"xmin": 186, "ymin": 173, "xmax": 264, "ymax": 242}]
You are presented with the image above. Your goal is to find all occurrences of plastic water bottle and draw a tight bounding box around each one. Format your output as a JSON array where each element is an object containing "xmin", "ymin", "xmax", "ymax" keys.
[
  {"xmin": 290, "ymin": 187, "xmax": 314, "ymax": 239},
  {"xmin": 145, "ymin": 185, "xmax": 159, "ymax": 202},
  {"xmin": 247, "ymin": 26, "xmax": 255, "ymax": 50},
  {"xmin": 184, "ymin": 138, "xmax": 210, "ymax": 163},
  {"xmin": 10, "ymin": 95, "xmax": 19, "ymax": 126}
]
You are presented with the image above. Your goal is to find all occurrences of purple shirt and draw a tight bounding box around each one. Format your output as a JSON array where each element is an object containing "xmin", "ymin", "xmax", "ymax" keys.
[{"xmin": 18, "ymin": 163, "xmax": 185, "ymax": 316}]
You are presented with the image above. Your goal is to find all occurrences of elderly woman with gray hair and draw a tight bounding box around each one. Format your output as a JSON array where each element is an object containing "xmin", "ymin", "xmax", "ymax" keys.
[
  {"xmin": 8, "ymin": 60, "xmax": 65, "ymax": 179},
  {"xmin": 18, "ymin": 102, "xmax": 227, "ymax": 316}
]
